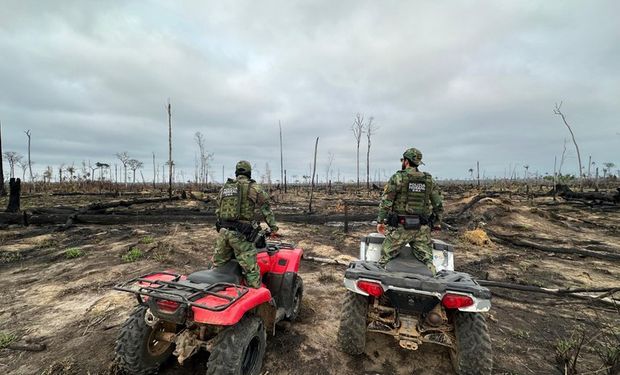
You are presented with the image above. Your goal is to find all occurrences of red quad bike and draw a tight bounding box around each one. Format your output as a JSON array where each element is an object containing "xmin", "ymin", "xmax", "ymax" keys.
[
  {"xmin": 113, "ymin": 233, "xmax": 303, "ymax": 375},
  {"xmin": 337, "ymin": 234, "xmax": 493, "ymax": 375}
]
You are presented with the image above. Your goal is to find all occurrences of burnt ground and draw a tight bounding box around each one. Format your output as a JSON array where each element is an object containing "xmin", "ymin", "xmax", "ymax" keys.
[{"xmin": 0, "ymin": 189, "xmax": 618, "ymax": 374}]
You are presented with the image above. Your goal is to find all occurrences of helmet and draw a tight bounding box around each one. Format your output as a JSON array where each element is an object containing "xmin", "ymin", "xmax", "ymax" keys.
[
  {"xmin": 403, "ymin": 148, "xmax": 424, "ymax": 166},
  {"xmin": 235, "ymin": 160, "xmax": 252, "ymax": 177}
]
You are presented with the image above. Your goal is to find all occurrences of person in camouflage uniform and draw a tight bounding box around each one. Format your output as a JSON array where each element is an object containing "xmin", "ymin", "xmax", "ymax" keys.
[
  {"xmin": 211, "ymin": 160, "xmax": 279, "ymax": 288},
  {"xmin": 377, "ymin": 148, "xmax": 443, "ymax": 274}
]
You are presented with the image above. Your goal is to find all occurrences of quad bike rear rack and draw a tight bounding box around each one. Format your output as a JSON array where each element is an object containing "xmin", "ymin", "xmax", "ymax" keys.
[{"xmin": 114, "ymin": 271, "xmax": 249, "ymax": 313}]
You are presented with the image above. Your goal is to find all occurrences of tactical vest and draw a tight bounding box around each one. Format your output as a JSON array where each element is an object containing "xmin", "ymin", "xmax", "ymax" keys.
[
  {"xmin": 392, "ymin": 170, "xmax": 432, "ymax": 217},
  {"xmin": 218, "ymin": 178, "xmax": 255, "ymax": 221}
]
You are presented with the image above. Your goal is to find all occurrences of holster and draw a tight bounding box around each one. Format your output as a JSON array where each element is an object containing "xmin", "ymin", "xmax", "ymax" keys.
[
  {"xmin": 386, "ymin": 212, "xmax": 399, "ymax": 227},
  {"xmin": 220, "ymin": 220, "xmax": 259, "ymax": 242}
]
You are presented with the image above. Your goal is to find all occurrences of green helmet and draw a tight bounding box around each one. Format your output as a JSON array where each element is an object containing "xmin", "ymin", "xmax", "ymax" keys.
[
  {"xmin": 403, "ymin": 148, "xmax": 424, "ymax": 166},
  {"xmin": 235, "ymin": 160, "xmax": 252, "ymax": 177}
]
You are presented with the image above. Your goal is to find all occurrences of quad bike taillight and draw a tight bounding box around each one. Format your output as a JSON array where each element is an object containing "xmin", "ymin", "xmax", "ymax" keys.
[
  {"xmin": 156, "ymin": 299, "xmax": 180, "ymax": 312},
  {"xmin": 357, "ymin": 280, "xmax": 384, "ymax": 298},
  {"xmin": 441, "ymin": 293, "xmax": 474, "ymax": 309}
]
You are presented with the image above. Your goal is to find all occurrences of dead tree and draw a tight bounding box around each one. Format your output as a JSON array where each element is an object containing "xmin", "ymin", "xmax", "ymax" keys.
[
  {"xmin": 309, "ymin": 137, "xmax": 319, "ymax": 213},
  {"xmin": 4, "ymin": 151, "xmax": 22, "ymax": 179},
  {"xmin": 194, "ymin": 132, "xmax": 213, "ymax": 185},
  {"xmin": 127, "ymin": 159, "xmax": 143, "ymax": 183},
  {"xmin": 558, "ymin": 138, "xmax": 568, "ymax": 175},
  {"xmin": 279, "ymin": 120, "xmax": 284, "ymax": 191},
  {"xmin": 19, "ymin": 160, "xmax": 28, "ymax": 182},
  {"xmin": 325, "ymin": 151, "xmax": 335, "ymax": 187},
  {"xmin": 152, "ymin": 152, "xmax": 156, "ymax": 189},
  {"xmin": 66, "ymin": 165, "xmax": 76, "ymax": 182},
  {"xmin": 365, "ymin": 116, "xmax": 376, "ymax": 191},
  {"xmin": 24, "ymin": 130, "xmax": 33, "ymax": 183},
  {"xmin": 115, "ymin": 152, "xmax": 130, "ymax": 186},
  {"xmin": 0, "ymin": 120, "xmax": 5, "ymax": 196},
  {"xmin": 352, "ymin": 113, "xmax": 365, "ymax": 190},
  {"xmin": 554, "ymin": 102, "xmax": 583, "ymax": 179},
  {"xmin": 167, "ymin": 99, "xmax": 173, "ymax": 199},
  {"xmin": 194, "ymin": 132, "xmax": 206, "ymax": 185}
]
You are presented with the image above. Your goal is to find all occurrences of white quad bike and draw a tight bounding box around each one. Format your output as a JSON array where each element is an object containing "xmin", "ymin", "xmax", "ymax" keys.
[{"xmin": 337, "ymin": 234, "xmax": 493, "ymax": 375}]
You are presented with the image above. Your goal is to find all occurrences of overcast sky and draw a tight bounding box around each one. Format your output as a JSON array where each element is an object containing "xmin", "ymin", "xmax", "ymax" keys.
[{"xmin": 1, "ymin": 0, "xmax": 618, "ymax": 183}]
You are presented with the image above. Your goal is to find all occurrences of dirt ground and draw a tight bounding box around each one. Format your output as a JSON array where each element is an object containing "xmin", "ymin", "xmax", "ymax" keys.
[{"xmin": 0, "ymin": 188, "xmax": 618, "ymax": 374}]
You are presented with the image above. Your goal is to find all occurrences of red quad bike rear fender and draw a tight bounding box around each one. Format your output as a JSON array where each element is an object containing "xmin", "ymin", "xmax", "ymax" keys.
[{"xmin": 191, "ymin": 287, "xmax": 273, "ymax": 325}]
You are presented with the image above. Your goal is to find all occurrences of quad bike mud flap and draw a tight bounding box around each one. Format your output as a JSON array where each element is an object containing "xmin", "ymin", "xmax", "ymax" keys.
[
  {"xmin": 397, "ymin": 315, "xmax": 421, "ymax": 351},
  {"xmin": 172, "ymin": 329, "xmax": 216, "ymax": 364}
]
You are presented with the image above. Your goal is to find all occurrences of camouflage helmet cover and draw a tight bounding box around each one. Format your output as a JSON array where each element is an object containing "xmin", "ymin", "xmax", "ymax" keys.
[
  {"xmin": 403, "ymin": 148, "xmax": 424, "ymax": 165},
  {"xmin": 235, "ymin": 160, "xmax": 252, "ymax": 176}
]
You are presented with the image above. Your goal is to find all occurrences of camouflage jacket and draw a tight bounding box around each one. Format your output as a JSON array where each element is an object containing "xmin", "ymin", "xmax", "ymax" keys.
[{"xmin": 377, "ymin": 166, "xmax": 443, "ymax": 224}]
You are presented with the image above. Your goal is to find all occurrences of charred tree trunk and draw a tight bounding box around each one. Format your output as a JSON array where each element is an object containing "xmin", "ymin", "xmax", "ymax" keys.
[
  {"xmin": 167, "ymin": 100, "xmax": 173, "ymax": 200},
  {"xmin": 309, "ymin": 137, "xmax": 319, "ymax": 213},
  {"xmin": 0, "ymin": 120, "xmax": 5, "ymax": 196},
  {"xmin": 6, "ymin": 178, "xmax": 21, "ymax": 213}
]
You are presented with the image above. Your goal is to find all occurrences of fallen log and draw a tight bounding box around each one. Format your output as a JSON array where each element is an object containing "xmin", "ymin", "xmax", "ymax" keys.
[
  {"xmin": 477, "ymin": 280, "xmax": 619, "ymax": 307},
  {"xmin": 0, "ymin": 212, "xmax": 26, "ymax": 225},
  {"xmin": 454, "ymin": 192, "xmax": 500, "ymax": 218},
  {"xmin": 553, "ymin": 184, "xmax": 619, "ymax": 204},
  {"xmin": 82, "ymin": 196, "xmax": 181, "ymax": 211},
  {"xmin": 343, "ymin": 200, "xmax": 379, "ymax": 207},
  {"xmin": 0, "ymin": 211, "xmax": 377, "ymax": 227},
  {"xmin": 486, "ymin": 229, "xmax": 620, "ymax": 261},
  {"xmin": 7, "ymin": 342, "xmax": 47, "ymax": 352},
  {"xmin": 302, "ymin": 255, "xmax": 350, "ymax": 266}
]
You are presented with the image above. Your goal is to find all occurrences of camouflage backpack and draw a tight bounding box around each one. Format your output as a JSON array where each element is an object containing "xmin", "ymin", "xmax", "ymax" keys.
[
  {"xmin": 393, "ymin": 169, "xmax": 432, "ymax": 217},
  {"xmin": 218, "ymin": 178, "xmax": 254, "ymax": 221}
]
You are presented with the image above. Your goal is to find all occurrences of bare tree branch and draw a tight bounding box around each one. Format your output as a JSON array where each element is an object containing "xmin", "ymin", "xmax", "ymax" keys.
[
  {"xmin": 554, "ymin": 102, "xmax": 583, "ymax": 179},
  {"xmin": 352, "ymin": 113, "xmax": 365, "ymax": 189}
]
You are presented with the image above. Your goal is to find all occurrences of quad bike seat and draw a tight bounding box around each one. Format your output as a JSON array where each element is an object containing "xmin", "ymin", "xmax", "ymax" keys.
[
  {"xmin": 385, "ymin": 246, "xmax": 434, "ymax": 277},
  {"xmin": 187, "ymin": 260, "xmax": 243, "ymax": 285}
]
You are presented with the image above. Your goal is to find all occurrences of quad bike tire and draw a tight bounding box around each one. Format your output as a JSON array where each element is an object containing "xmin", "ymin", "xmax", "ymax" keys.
[
  {"xmin": 337, "ymin": 291, "xmax": 368, "ymax": 355},
  {"xmin": 206, "ymin": 315, "xmax": 267, "ymax": 375},
  {"xmin": 115, "ymin": 305, "xmax": 176, "ymax": 375},
  {"xmin": 450, "ymin": 312, "xmax": 493, "ymax": 375},
  {"xmin": 285, "ymin": 275, "xmax": 303, "ymax": 322}
]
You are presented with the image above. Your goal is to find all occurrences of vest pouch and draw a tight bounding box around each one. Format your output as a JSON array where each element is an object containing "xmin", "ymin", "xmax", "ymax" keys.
[{"xmin": 399, "ymin": 215, "xmax": 421, "ymax": 230}]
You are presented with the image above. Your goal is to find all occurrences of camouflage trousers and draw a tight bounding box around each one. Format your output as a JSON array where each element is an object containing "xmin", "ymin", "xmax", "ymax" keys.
[
  {"xmin": 379, "ymin": 225, "xmax": 435, "ymax": 274},
  {"xmin": 211, "ymin": 228, "xmax": 261, "ymax": 288}
]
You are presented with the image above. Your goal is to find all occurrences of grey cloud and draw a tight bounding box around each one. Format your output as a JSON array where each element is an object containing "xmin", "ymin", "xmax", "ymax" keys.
[{"xmin": 1, "ymin": 0, "xmax": 618, "ymax": 183}]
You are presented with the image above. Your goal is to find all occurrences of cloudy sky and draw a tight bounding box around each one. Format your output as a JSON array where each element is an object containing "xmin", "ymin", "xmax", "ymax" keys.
[{"xmin": 1, "ymin": 0, "xmax": 618, "ymax": 183}]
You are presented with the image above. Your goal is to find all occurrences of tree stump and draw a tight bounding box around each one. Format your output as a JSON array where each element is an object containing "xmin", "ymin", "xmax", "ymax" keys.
[{"xmin": 6, "ymin": 178, "xmax": 21, "ymax": 213}]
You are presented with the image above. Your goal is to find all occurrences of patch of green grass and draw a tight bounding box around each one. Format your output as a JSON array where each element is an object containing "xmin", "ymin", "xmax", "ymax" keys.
[
  {"xmin": 140, "ymin": 236, "xmax": 155, "ymax": 245},
  {"xmin": 39, "ymin": 237, "xmax": 59, "ymax": 249},
  {"xmin": 122, "ymin": 247, "xmax": 143, "ymax": 263},
  {"xmin": 64, "ymin": 247, "xmax": 85, "ymax": 259},
  {"xmin": 0, "ymin": 251, "xmax": 23, "ymax": 264},
  {"xmin": 513, "ymin": 329, "xmax": 530, "ymax": 340},
  {"xmin": 0, "ymin": 332, "xmax": 16, "ymax": 349}
]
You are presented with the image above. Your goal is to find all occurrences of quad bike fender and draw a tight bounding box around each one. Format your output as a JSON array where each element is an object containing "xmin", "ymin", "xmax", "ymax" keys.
[
  {"xmin": 192, "ymin": 287, "xmax": 272, "ymax": 325},
  {"xmin": 270, "ymin": 248, "xmax": 303, "ymax": 274}
]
